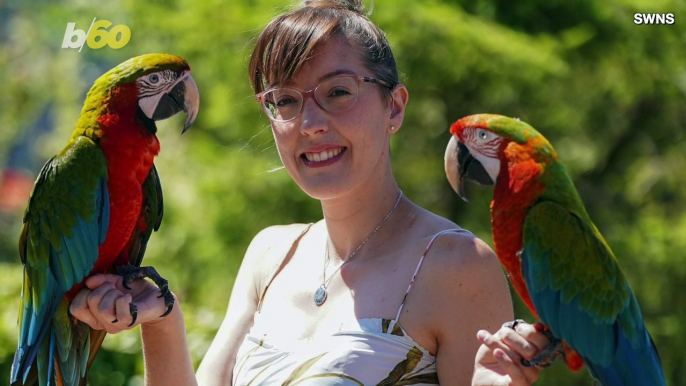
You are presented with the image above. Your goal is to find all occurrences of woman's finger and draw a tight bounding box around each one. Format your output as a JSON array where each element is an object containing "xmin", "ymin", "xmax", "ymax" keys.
[
  {"xmin": 114, "ymin": 294, "xmax": 134, "ymax": 327},
  {"xmin": 70, "ymin": 287, "xmax": 100, "ymax": 328},
  {"xmin": 85, "ymin": 273, "xmax": 124, "ymax": 291},
  {"xmin": 480, "ymin": 327, "xmax": 543, "ymax": 383},
  {"xmin": 513, "ymin": 322, "xmax": 551, "ymax": 353},
  {"xmin": 499, "ymin": 327, "xmax": 542, "ymax": 361},
  {"xmin": 97, "ymin": 287, "xmax": 127, "ymax": 320},
  {"xmin": 477, "ymin": 330, "xmax": 519, "ymax": 362},
  {"xmin": 86, "ymin": 283, "xmax": 119, "ymax": 323},
  {"xmin": 494, "ymin": 348, "xmax": 539, "ymax": 386}
]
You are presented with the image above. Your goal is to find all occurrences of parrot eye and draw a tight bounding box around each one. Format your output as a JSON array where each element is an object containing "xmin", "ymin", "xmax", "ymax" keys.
[
  {"xmin": 477, "ymin": 129, "xmax": 489, "ymax": 140},
  {"xmin": 149, "ymin": 74, "xmax": 160, "ymax": 84}
]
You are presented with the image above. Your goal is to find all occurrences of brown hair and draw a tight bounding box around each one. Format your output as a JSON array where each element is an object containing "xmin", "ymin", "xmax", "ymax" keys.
[{"xmin": 248, "ymin": 0, "xmax": 398, "ymax": 102}]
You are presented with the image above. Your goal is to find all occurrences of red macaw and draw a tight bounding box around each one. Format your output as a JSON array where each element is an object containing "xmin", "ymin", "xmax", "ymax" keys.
[
  {"xmin": 445, "ymin": 114, "xmax": 665, "ymax": 385},
  {"xmin": 11, "ymin": 53, "xmax": 199, "ymax": 386}
]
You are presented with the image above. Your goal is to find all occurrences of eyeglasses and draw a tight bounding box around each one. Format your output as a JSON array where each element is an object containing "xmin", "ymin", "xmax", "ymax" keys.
[{"xmin": 255, "ymin": 75, "xmax": 393, "ymax": 122}]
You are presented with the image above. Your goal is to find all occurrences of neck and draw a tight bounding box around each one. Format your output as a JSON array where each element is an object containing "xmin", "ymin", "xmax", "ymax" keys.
[
  {"xmin": 321, "ymin": 170, "xmax": 403, "ymax": 261},
  {"xmin": 73, "ymin": 83, "xmax": 150, "ymax": 141}
]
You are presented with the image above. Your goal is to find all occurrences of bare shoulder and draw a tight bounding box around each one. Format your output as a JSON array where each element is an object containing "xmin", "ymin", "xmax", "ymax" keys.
[
  {"xmin": 407, "ymin": 206, "xmax": 502, "ymax": 279},
  {"xmin": 405, "ymin": 211, "xmax": 513, "ymax": 382},
  {"xmin": 419, "ymin": 221, "xmax": 512, "ymax": 321},
  {"xmin": 245, "ymin": 223, "xmax": 313, "ymax": 290},
  {"xmin": 425, "ymin": 228, "xmax": 503, "ymax": 283},
  {"xmin": 246, "ymin": 223, "xmax": 312, "ymax": 259},
  {"xmin": 403, "ymin": 206, "xmax": 513, "ymax": 323},
  {"xmin": 196, "ymin": 223, "xmax": 314, "ymax": 383}
]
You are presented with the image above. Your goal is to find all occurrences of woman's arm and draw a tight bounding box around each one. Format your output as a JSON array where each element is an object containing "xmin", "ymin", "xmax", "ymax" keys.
[
  {"xmin": 419, "ymin": 231, "xmax": 547, "ymax": 385},
  {"xmin": 424, "ymin": 233, "xmax": 514, "ymax": 384},
  {"xmin": 472, "ymin": 321, "xmax": 550, "ymax": 386},
  {"xmin": 70, "ymin": 274, "xmax": 198, "ymax": 386},
  {"xmin": 196, "ymin": 223, "xmax": 311, "ymax": 385},
  {"xmin": 70, "ymin": 224, "xmax": 308, "ymax": 386}
]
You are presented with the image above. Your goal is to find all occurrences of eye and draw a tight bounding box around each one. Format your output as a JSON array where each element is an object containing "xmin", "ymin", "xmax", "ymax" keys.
[
  {"xmin": 149, "ymin": 74, "xmax": 159, "ymax": 84},
  {"xmin": 276, "ymin": 96, "xmax": 297, "ymax": 107},
  {"xmin": 477, "ymin": 129, "xmax": 489, "ymax": 140},
  {"xmin": 328, "ymin": 87, "xmax": 352, "ymax": 98}
]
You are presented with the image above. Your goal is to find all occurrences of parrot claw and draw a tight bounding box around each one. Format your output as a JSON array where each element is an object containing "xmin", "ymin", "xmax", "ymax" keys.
[
  {"xmin": 502, "ymin": 319, "xmax": 527, "ymax": 330},
  {"xmin": 111, "ymin": 303, "xmax": 137, "ymax": 326},
  {"xmin": 502, "ymin": 319, "xmax": 563, "ymax": 367},
  {"xmin": 158, "ymin": 285, "xmax": 175, "ymax": 317},
  {"xmin": 157, "ymin": 281, "xmax": 170, "ymax": 299},
  {"xmin": 521, "ymin": 334, "xmax": 564, "ymax": 368},
  {"xmin": 115, "ymin": 264, "xmax": 175, "ymax": 320},
  {"xmin": 128, "ymin": 302, "xmax": 138, "ymax": 327}
]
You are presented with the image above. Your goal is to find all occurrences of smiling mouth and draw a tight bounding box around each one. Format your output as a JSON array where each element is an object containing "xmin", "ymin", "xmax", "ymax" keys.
[{"xmin": 302, "ymin": 147, "xmax": 346, "ymax": 162}]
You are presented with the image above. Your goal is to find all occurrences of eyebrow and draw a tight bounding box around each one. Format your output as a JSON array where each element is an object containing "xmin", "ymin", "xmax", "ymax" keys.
[
  {"xmin": 318, "ymin": 69, "xmax": 356, "ymax": 82},
  {"xmin": 275, "ymin": 69, "xmax": 358, "ymax": 89}
]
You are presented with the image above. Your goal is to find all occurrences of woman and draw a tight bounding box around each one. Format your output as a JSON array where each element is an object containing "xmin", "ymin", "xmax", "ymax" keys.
[{"xmin": 70, "ymin": 1, "xmax": 549, "ymax": 384}]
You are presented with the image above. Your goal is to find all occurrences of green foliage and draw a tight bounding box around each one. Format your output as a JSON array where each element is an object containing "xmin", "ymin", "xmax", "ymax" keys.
[{"xmin": 0, "ymin": 0, "xmax": 684, "ymax": 384}]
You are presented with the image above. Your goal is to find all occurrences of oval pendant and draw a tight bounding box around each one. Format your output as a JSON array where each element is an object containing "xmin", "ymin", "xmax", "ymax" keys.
[{"xmin": 314, "ymin": 286, "xmax": 327, "ymax": 306}]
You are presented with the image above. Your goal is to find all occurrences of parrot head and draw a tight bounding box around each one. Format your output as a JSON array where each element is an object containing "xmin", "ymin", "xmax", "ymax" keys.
[
  {"xmin": 81, "ymin": 53, "xmax": 200, "ymax": 135},
  {"xmin": 445, "ymin": 114, "xmax": 556, "ymax": 201}
]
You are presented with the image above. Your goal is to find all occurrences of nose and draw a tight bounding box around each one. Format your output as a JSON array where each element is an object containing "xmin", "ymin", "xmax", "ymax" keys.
[{"xmin": 298, "ymin": 96, "xmax": 329, "ymax": 136}]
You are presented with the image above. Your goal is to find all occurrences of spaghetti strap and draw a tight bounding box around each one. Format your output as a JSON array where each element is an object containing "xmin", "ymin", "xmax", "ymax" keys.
[
  {"xmin": 257, "ymin": 223, "xmax": 314, "ymax": 312},
  {"xmin": 394, "ymin": 228, "xmax": 473, "ymax": 321}
]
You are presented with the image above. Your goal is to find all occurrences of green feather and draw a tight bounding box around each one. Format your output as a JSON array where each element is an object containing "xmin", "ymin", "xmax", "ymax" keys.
[{"xmin": 73, "ymin": 53, "xmax": 190, "ymax": 141}]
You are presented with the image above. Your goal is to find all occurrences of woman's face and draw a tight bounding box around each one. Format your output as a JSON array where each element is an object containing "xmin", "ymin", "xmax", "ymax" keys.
[{"xmin": 269, "ymin": 35, "xmax": 404, "ymax": 200}]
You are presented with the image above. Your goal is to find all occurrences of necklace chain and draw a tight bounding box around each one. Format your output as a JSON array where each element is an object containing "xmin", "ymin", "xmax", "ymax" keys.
[{"xmin": 321, "ymin": 190, "xmax": 404, "ymax": 291}]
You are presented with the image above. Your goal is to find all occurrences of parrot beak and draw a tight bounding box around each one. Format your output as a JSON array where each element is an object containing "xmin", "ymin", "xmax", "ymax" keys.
[
  {"xmin": 445, "ymin": 136, "xmax": 465, "ymax": 200},
  {"xmin": 151, "ymin": 71, "xmax": 200, "ymax": 134},
  {"xmin": 445, "ymin": 135, "xmax": 494, "ymax": 202}
]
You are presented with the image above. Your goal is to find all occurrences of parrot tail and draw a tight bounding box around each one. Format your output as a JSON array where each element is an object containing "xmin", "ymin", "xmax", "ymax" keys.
[
  {"xmin": 585, "ymin": 327, "xmax": 665, "ymax": 386},
  {"xmin": 11, "ymin": 300, "xmax": 104, "ymax": 386}
]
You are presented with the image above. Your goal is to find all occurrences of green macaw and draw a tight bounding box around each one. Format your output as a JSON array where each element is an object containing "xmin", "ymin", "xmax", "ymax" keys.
[
  {"xmin": 11, "ymin": 53, "xmax": 199, "ymax": 386},
  {"xmin": 445, "ymin": 114, "xmax": 665, "ymax": 385}
]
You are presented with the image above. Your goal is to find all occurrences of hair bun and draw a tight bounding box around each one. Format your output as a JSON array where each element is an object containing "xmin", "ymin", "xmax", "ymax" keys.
[{"xmin": 302, "ymin": 0, "xmax": 367, "ymax": 15}]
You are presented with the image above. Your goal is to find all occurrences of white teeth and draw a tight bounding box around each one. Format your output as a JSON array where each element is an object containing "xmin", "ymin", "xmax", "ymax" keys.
[{"xmin": 305, "ymin": 148, "xmax": 342, "ymax": 162}]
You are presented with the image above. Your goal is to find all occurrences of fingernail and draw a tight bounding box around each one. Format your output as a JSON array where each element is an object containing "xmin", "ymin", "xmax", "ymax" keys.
[
  {"xmin": 495, "ymin": 350, "xmax": 505, "ymax": 360},
  {"xmin": 476, "ymin": 330, "xmax": 489, "ymax": 341}
]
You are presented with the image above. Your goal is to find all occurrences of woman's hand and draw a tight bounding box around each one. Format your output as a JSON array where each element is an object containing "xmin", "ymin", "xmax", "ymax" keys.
[
  {"xmin": 472, "ymin": 321, "xmax": 550, "ymax": 386},
  {"xmin": 69, "ymin": 274, "xmax": 175, "ymax": 334}
]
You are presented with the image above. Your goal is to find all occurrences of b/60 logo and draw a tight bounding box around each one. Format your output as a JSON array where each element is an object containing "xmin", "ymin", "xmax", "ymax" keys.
[{"xmin": 62, "ymin": 17, "xmax": 131, "ymax": 51}]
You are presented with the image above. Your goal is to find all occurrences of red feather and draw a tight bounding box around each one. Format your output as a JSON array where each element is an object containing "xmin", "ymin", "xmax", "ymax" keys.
[{"xmin": 66, "ymin": 82, "xmax": 159, "ymax": 301}]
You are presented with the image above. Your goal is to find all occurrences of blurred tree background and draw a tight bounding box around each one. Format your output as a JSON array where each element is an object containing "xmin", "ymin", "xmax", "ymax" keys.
[{"xmin": 0, "ymin": 0, "xmax": 684, "ymax": 384}]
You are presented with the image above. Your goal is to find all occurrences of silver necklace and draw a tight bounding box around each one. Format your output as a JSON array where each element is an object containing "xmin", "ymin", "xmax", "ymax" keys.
[{"xmin": 314, "ymin": 190, "xmax": 403, "ymax": 306}]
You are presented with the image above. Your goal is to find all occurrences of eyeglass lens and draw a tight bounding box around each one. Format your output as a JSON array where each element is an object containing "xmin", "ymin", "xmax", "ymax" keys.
[{"xmin": 262, "ymin": 77, "xmax": 360, "ymax": 121}]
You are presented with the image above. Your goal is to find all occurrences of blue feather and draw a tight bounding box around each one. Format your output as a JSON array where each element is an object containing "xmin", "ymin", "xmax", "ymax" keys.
[
  {"xmin": 520, "ymin": 201, "xmax": 665, "ymax": 385},
  {"xmin": 585, "ymin": 325, "xmax": 665, "ymax": 386},
  {"xmin": 11, "ymin": 138, "xmax": 111, "ymax": 386}
]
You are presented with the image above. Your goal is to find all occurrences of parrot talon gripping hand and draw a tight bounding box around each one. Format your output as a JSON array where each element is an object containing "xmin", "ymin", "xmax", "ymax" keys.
[
  {"xmin": 445, "ymin": 114, "xmax": 665, "ymax": 386},
  {"xmin": 115, "ymin": 264, "xmax": 174, "ymax": 318},
  {"xmin": 502, "ymin": 319, "xmax": 563, "ymax": 368},
  {"xmin": 11, "ymin": 54, "xmax": 199, "ymax": 386},
  {"xmin": 521, "ymin": 333, "xmax": 563, "ymax": 368},
  {"xmin": 110, "ymin": 302, "xmax": 137, "ymax": 327}
]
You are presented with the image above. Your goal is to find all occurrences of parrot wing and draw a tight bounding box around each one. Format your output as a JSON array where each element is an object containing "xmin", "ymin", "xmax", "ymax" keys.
[
  {"xmin": 78, "ymin": 163, "xmax": 163, "ymax": 386},
  {"xmin": 520, "ymin": 200, "xmax": 634, "ymax": 366},
  {"xmin": 128, "ymin": 163, "xmax": 164, "ymax": 267},
  {"xmin": 12, "ymin": 136, "xmax": 109, "ymax": 386}
]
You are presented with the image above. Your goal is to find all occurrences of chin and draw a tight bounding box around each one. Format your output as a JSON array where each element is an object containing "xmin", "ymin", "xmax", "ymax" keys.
[{"xmin": 293, "ymin": 175, "xmax": 353, "ymax": 201}]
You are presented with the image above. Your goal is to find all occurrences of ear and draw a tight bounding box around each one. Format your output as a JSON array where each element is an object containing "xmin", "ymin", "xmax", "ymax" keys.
[{"xmin": 387, "ymin": 84, "xmax": 409, "ymax": 133}]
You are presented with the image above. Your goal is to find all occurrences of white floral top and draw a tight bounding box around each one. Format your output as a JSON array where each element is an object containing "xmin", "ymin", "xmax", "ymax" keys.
[{"xmin": 233, "ymin": 228, "xmax": 469, "ymax": 386}]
